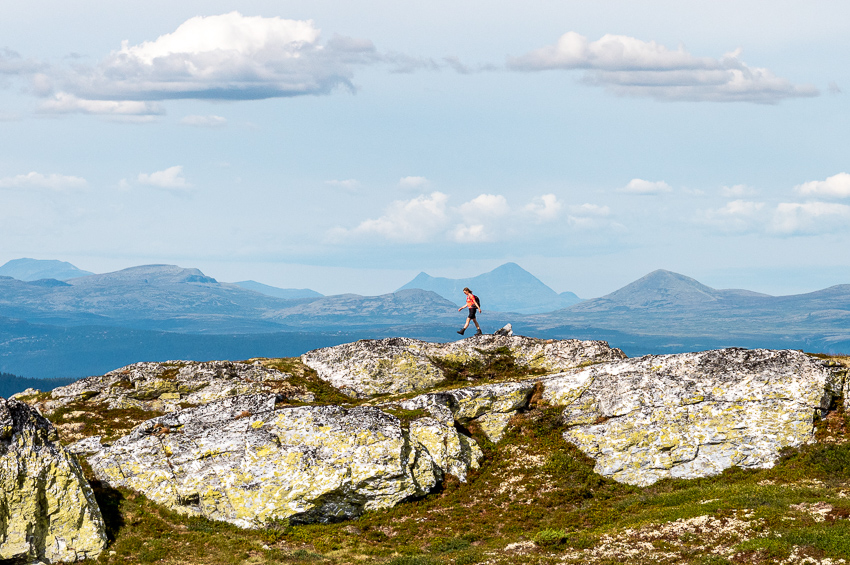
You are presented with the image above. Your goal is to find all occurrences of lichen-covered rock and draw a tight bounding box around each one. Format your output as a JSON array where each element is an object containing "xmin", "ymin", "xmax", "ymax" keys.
[
  {"xmin": 399, "ymin": 380, "xmax": 537, "ymax": 442},
  {"xmin": 36, "ymin": 360, "xmax": 311, "ymax": 415},
  {"xmin": 301, "ymin": 335, "xmax": 625, "ymax": 398},
  {"xmin": 82, "ymin": 394, "xmax": 481, "ymax": 527},
  {"xmin": 540, "ymin": 348, "xmax": 840, "ymax": 486},
  {"xmin": 0, "ymin": 398, "xmax": 106, "ymax": 563}
]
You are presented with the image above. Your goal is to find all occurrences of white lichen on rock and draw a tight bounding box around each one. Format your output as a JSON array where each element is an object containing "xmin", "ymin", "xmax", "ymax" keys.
[
  {"xmin": 301, "ymin": 335, "xmax": 625, "ymax": 398},
  {"xmin": 81, "ymin": 394, "xmax": 482, "ymax": 527},
  {"xmin": 0, "ymin": 398, "xmax": 106, "ymax": 563},
  {"xmin": 541, "ymin": 348, "xmax": 841, "ymax": 486}
]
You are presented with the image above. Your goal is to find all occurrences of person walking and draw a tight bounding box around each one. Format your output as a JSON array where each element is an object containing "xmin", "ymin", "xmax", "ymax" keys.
[{"xmin": 457, "ymin": 287, "xmax": 483, "ymax": 336}]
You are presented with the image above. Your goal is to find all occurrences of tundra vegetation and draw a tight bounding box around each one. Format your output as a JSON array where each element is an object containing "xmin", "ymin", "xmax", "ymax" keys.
[{"xmin": 15, "ymin": 352, "xmax": 850, "ymax": 565}]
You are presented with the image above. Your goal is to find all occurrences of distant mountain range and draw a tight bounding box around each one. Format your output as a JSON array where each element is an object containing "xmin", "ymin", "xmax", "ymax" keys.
[
  {"xmin": 397, "ymin": 262, "xmax": 581, "ymax": 314},
  {"xmin": 235, "ymin": 280, "xmax": 323, "ymax": 300},
  {"xmin": 0, "ymin": 259, "xmax": 848, "ymax": 383},
  {"xmin": 0, "ymin": 258, "xmax": 93, "ymax": 281},
  {"xmin": 529, "ymin": 269, "xmax": 850, "ymax": 354}
]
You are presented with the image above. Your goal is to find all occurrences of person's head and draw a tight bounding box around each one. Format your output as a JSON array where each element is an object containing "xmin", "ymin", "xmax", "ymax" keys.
[{"xmin": 463, "ymin": 287, "xmax": 472, "ymax": 295}]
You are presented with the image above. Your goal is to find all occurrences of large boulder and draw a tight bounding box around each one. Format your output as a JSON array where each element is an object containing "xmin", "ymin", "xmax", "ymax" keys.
[
  {"xmin": 80, "ymin": 394, "xmax": 481, "ymax": 528},
  {"xmin": 301, "ymin": 335, "xmax": 625, "ymax": 398},
  {"xmin": 34, "ymin": 360, "xmax": 311, "ymax": 415},
  {"xmin": 541, "ymin": 348, "xmax": 842, "ymax": 486},
  {"xmin": 0, "ymin": 398, "xmax": 106, "ymax": 563}
]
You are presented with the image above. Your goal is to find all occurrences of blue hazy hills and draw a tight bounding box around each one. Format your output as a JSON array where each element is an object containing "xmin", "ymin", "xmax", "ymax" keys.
[{"xmin": 0, "ymin": 259, "xmax": 849, "ymax": 383}]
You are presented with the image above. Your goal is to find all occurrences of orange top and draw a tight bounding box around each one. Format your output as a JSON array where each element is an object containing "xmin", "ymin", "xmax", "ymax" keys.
[{"xmin": 466, "ymin": 294, "xmax": 478, "ymax": 309}]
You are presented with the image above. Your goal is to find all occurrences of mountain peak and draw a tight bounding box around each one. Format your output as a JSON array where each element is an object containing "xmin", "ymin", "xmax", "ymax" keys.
[
  {"xmin": 0, "ymin": 258, "xmax": 93, "ymax": 281},
  {"xmin": 397, "ymin": 263, "xmax": 581, "ymax": 313}
]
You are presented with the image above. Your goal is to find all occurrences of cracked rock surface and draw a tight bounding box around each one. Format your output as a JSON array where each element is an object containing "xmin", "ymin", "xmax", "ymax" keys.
[
  {"xmin": 80, "ymin": 394, "xmax": 482, "ymax": 528},
  {"xmin": 301, "ymin": 335, "xmax": 626, "ymax": 398},
  {"xmin": 0, "ymin": 398, "xmax": 107, "ymax": 563},
  {"xmin": 540, "ymin": 348, "xmax": 842, "ymax": 486}
]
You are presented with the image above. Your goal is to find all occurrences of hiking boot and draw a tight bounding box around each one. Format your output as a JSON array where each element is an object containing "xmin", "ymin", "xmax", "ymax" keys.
[
  {"xmin": 475, "ymin": 329, "xmax": 483, "ymax": 336},
  {"xmin": 457, "ymin": 329, "xmax": 465, "ymax": 335}
]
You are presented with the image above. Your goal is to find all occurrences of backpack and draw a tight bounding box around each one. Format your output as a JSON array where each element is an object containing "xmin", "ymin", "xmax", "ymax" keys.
[{"xmin": 473, "ymin": 294, "xmax": 481, "ymax": 308}]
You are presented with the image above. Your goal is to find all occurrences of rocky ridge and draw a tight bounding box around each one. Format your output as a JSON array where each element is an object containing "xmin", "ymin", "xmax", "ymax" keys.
[
  {"xmin": 301, "ymin": 335, "xmax": 626, "ymax": 398},
  {"xmin": 10, "ymin": 335, "xmax": 849, "ymax": 545}
]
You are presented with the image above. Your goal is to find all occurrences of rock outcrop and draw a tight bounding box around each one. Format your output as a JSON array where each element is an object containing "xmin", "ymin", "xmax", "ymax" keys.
[
  {"xmin": 0, "ymin": 398, "xmax": 106, "ymax": 563},
  {"xmin": 34, "ymin": 360, "xmax": 311, "ymax": 415},
  {"xmin": 540, "ymin": 348, "xmax": 841, "ymax": 486},
  {"xmin": 301, "ymin": 335, "xmax": 626, "ymax": 398},
  {"xmin": 81, "ymin": 394, "xmax": 482, "ymax": 528}
]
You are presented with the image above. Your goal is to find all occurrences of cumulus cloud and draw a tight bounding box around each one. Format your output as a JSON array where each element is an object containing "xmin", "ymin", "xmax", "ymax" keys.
[
  {"xmin": 701, "ymin": 199, "xmax": 766, "ymax": 232},
  {"xmin": 620, "ymin": 178, "xmax": 673, "ymax": 194},
  {"xmin": 794, "ymin": 172, "xmax": 850, "ymax": 198},
  {"xmin": 325, "ymin": 179, "xmax": 360, "ymax": 191},
  {"xmin": 340, "ymin": 191, "xmax": 449, "ymax": 243},
  {"xmin": 333, "ymin": 192, "xmax": 611, "ymax": 244},
  {"xmin": 0, "ymin": 171, "xmax": 87, "ymax": 190},
  {"xmin": 508, "ymin": 32, "xmax": 817, "ymax": 103},
  {"xmin": 524, "ymin": 194, "xmax": 563, "ymax": 221},
  {"xmin": 771, "ymin": 201, "xmax": 850, "ymax": 235},
  {"xmin": 180, "ymin": 114, "xmax": 227, "ymax": 127},
  {"xmin": 138, "ymin": 166, "xmax": 191, "ymax": 190},
  {"xmin": 398, "ymin": 176, "xmax": 429, "ymax": 189},
  {"xmin": 48, "ymin": 12, "xmax": 376, "ymax": 106},
  {"xmin": 458, "ymin": 194, "xmax": 511, "ymax": 219}
]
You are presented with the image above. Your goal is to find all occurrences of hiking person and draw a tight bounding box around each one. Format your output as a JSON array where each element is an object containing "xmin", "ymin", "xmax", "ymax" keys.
[{"xmin": 457, "ymin": 287, "xmax": 483, "ymax": 336}]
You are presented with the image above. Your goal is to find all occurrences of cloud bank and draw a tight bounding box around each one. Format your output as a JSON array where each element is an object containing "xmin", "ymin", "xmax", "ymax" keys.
[
  {"xmin": 0, "ymin": 172, "xmax": 87, "ymax": 190},
  {"xmin": 330, "ymin": 191, "xmax": 614, "ymax": 244},
  {"xmin": 508, "ymin": 32, "xmax": 818, "ymax": 103}
]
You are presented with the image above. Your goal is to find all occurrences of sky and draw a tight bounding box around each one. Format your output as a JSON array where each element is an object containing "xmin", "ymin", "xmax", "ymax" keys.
[{"xmin": 0, "ymin": 1, "xmax": 848, "ymax": 298}]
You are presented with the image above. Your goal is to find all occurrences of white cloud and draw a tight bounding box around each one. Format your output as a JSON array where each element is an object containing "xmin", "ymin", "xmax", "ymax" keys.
[
  {"xmin": 701, "ymin": 199, "xmax": 766, "ymax": 232},
  {"xmin": 452, "ymin": 223, "xmax": 489, "ymax": 242},
  {"xmin": 325, "ymin": 179, "xmax": 360, "ymax": 191},
  {"xmin": 332, "ymin": 192, "xmax": 613, "ymax": 244},
  {"xmin": 344, "ymin": 191, "xmax": 449, "ymax": 242},
  {"xmin": 794, "ymin": 172, "xmax": 850, "ymax": 198},
  {"xmin": 398, "ymin": 176, "xmax": 429, "ymax": 189},
  {"xmin": 138, "ymin": 165, "xmax": 191, "ymax": 190},
  {"xmin": 771, "ymin": 201, "xmax": 850, "ymax": 235},
  {"xmin": 508, "ymin": 32, "xmax": 817, "ymax": 103},
  {"xmin": 458, "ymin": 194, "xmax": 510, "ymax": 219},
  {"xmin": 39, "ymin": 92, "xmax": 164, "ymax": 116},
  {"xmin": 720, "ymin": 184, "xmax": 757, "ymax": 197},
  {"xmin": 0, "ymin": 171, "xmax": 87, "ymax": 190},
  {"xmin": 53, "ymin": 12, "xmax": 376, "ymax": 104},
  {"xmin": 620, "ymin": 178, "xmax": 673, "ymax": 194},
  {"xmin": 566, "ymin": 203, "xmax": 617, "ymax": 230},
  {"xmin": 180, "ymin": 114, "xmax": 227, "ymax": 127},
  {"xmin": 525, "ymin": 194, "xmax": 563, "ymax": 221}
]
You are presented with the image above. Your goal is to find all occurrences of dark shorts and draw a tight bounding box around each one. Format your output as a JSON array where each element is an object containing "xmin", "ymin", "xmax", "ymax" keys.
[{"xmin": 467, "ymin": 307, "xmax": 477, "ymax": 319}]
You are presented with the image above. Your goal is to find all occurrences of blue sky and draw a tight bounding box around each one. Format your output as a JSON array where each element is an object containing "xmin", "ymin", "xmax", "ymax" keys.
[{"xmin": 1, "ymin": 1, "xmax": 848, "ymax": 297}]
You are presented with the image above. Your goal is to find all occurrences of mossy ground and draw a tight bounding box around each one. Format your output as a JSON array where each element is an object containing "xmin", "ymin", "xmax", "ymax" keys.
[{"xmin": 55, "ymin": 352, "xmax": 850, "ymax": 564}]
